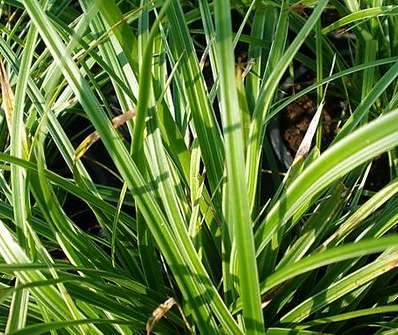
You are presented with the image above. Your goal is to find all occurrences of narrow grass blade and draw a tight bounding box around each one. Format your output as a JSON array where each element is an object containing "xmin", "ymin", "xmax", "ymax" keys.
[
  {"xmin": 299, "ymin": 305, "xmax": 398, "ymax": 329},
  {"xmin": 215, "ymin": 0, "xmax": 264, "ymax": 333},
  {"xmin": 280, "ymin": 251, "xmax": 398, "ymax": 323}
]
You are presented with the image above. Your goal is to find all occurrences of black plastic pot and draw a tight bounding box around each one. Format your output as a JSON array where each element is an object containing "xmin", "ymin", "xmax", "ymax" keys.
[{"xmin": 269, "ymin": 116, "xmax": 293, "ymax": 170}]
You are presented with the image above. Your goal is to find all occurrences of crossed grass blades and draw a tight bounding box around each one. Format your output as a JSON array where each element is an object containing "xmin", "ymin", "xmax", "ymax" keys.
[{"xmin": 0, "ymin": 0, "xmax": 397, "ymax": 334}]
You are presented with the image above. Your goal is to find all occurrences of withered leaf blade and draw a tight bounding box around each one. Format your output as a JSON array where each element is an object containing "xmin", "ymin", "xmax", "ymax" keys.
[
  {"xmin": 0, "ymin": 61, "xmax": 15, "ymax": 130},
  {"xmin": 111, "ymin": 110, "xmax": 135, "ymax": 128},
  {"xmin": 293, "ymin": 101, "xmax": 324, "ymax": 163},
  {"xmin": 146, "ymin": 297, "xmax": 176, "ymax": 335},
  {"xmin": 74, "ymin": 110, "xmax": 135, "ymax": 160}
]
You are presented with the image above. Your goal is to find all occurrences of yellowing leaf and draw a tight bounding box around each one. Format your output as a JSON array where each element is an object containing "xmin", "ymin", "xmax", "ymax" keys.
[{"xmin": 74, "ymin": 132, "xmax": 101, "ymax": 160}]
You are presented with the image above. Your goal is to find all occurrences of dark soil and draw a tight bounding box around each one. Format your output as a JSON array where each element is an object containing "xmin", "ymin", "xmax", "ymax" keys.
[
  {"xmin": 279, "ymin": 91, "xmax": 389, "ymax": 190},
  {"xmin": 281, "ymin": 94, "xmax": 335, "ymax": 154},
  {"xmin": 366, "ymin": 154, "xmax": 390, "ymax": 191}
]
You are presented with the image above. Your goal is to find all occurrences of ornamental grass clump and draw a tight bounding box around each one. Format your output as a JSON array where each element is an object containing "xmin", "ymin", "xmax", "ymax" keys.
[{"xmin": 0, "ymin": 0, "xmax": 397, "ymax": 334}]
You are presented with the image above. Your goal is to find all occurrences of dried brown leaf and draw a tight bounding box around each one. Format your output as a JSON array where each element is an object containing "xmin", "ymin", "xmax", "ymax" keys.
[
  {"xmin": 146, "ymin": 297, "xmax": 176, "ymax": 335},
  {"xmin": 293, "ymin": 101, "xmax": 323, "ymax": 163},
  {"xmin": 0, "ymin": 61, "xmax": 14, "ymax": 130}
]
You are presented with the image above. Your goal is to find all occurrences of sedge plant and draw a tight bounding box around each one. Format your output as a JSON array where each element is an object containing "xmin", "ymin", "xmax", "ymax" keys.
[{"xmin": 0, "ymin": 0, "xmax": 396, "ymax": 334}]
